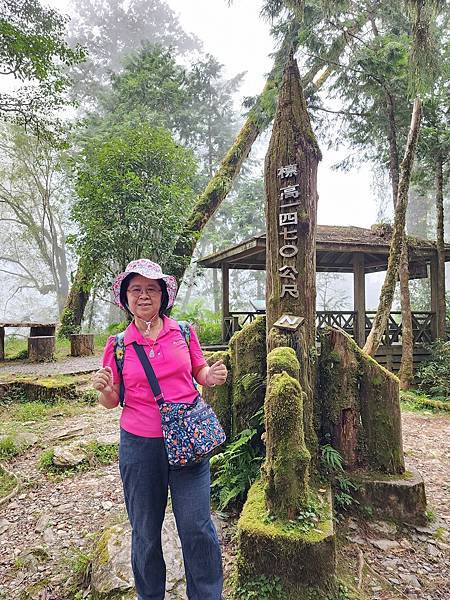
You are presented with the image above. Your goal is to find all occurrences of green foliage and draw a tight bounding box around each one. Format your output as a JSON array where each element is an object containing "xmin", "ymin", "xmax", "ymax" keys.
[
  {"xmin": 70, "ymin": 122, "xmax": 197, "ymax": 288},
  {"xmin": 235, "ymin": 575, "xmax": 284, "ymax": 600},
  {"xmin": 70, "ymin": 547, "xmax": 92, "ymax": 587},
  {"xmin": 320, "ymin": 445, "xmax": 359, "ymax": 511},
  {"xmin": 334, "ymin": 477, "xmax": 359, "ymax": 511},
  {"xmin": 320, "ymin": 444, "xmax": 344, "ymax": 472},
  {"xmin": 105, "ymin": 321, "xmax": 128, "ymax": 335},
  {"xmin": 172, "ymin": 301, "xmax": 222, "ymax": 345},
  {"xmin": 0, "ymin": 0, "xmax": 85, "ymax": 134},
  {"xmin": 38, "ymin": 448, "xmax": 56, "ymax": 471},
  {"xmin": 79, "ymin": 390, "xmax": 99, "ymax": 406},
  {"xmin": 401, "ymin": 390, "xmax": 450, "ymax": 413},
  {"xmin": 0, "ymin": 464, "xmax": 17, "ymax": 499},
  {"xmin": 210, "ymin": 409, "xmax": 264, "ymax": 511},
  {"xmin": 0, "ymin": 436, "xmax": 20, "ymax": 460},
  {"xmin": 264, "ymin": 498, "xmax": 323, "ymax": 535},
  {"xmin": 84, "ymin": 441, "xmax": 118, "ymax": 466},
  {"xmin": 416, "ymin": 339, "xmax": 450, "ymax": 397}
]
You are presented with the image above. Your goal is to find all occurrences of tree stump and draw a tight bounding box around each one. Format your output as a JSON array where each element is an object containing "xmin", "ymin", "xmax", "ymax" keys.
[
  {"xmin": 70, "ymin": 333, "xmax": 94, "ymax": 357},
  {"xmin": 28, "ymin": 336, "xmax": 55, "ymax": 362},
  {"xmin": 263, "ymin": 347, "xmax": 311, "ymax": 519}
]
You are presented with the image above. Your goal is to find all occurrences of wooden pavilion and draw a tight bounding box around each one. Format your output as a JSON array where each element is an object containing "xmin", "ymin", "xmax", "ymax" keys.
[{"xmin": 198, "ymin": 224, "xmax": 450, "ymax": 370}]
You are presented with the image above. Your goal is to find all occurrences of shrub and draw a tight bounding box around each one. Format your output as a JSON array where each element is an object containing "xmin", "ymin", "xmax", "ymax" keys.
[
  {"xmin": 416, "ymin": 339, "xmax": 450, "ymax": 397},
  {"xmin": 0, "ymin": 436, "xmax": 20, "ymax": 460},
  {"xmin": 172, "ymin": 301, "xmax": 222, "ymax": 345}
]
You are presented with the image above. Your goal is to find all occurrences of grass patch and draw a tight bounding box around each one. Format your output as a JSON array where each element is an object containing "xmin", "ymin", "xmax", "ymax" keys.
[
  {"xmin": 0, "ymin": 464, "xmax": 17, "ymax": 499},
  {"xmin": 0, "ymin": 436, "xmax": 21, "ymax": 460},
  {"xmin": 1, "ymin": 400, "xmax": 89, "ymax": 424},
  {"xmin": 400, "ymin": 390, "xmax": 450, "ymax": 414}
]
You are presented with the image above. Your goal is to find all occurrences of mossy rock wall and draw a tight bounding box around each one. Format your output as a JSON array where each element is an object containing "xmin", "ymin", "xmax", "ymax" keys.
[
  {"xmin": 268, "ymin": 326, "xmax": 318, "ymax": 463},
  {"xmin": 264, "ymin": 348, "xmax": 310, "ymax": 519},
  {"xmin": 238, "ymin": 480, "xmax": 335, "ymax": 589},
  {"xmin": 319, "ymin": 328, "xmax": 405, "ymax": 475},
  {"xmin": 230, "ymin": 317, "xmax": 267, "ymax": 435},
  {"xmin": 202, "ymin": 350, "xmax": 232, "ymax": 439}
]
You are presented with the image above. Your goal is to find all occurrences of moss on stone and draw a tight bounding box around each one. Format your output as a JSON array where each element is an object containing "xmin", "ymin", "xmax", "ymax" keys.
[
  {"xmin": 93, "ymin": 526, "xmax": 119, "ymax": 567},
  {"xmin": 238, "ymin": 480, "xmax": 335, "ymax": 589},
  {"xmin": 202, "ymin": 350, "xmax": 232, "ymax": 438},
  {"xmin": 267, "ymin": 347, "xmax": 299, "ymax": 379},
  {"xmin": 230, "ymin": 317, "xmax": 267, "ymax": 435},
  {"xmin": 264, "ymin": 367, "xmax": 311, "ymax": 519},
  {"xmin": 318, "ymin": 327, "xmax": 404, "ymax": 475}
]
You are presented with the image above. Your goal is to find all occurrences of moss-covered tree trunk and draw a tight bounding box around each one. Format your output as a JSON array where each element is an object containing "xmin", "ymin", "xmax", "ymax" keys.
[
  {"xmin": 386, "ymin": 89, "xmax": 414, "ymax": 386},
  {"xmin": 320, "ymin": 328, "xmax": 405, "ymax": 475},
  {"xmin": 264, "ymin": 347, "xmax": 311, "ymax": 518},
  {"xmin": 398, "ymin": 238, "xmax": 414, "ymax": 388},
  {"xmin": 435, "ymin": 152, "xmax": 447, "ymax": 339},
  {"xmin": 265, "ymin": 53, "xmax": 321, "ymax": 460},
  {"xmin": 364, "ymin": 99, "xmax": 423, "ymax": 356},
  {"xmin": 58, "ymin": 259, "xmax": 93, "ymax": 338}
]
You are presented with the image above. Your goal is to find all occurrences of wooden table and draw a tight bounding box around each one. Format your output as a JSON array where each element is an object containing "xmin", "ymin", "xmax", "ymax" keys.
[{"xmin": 0, "ymin": 322, "xmax": 57, "ymax": 360}]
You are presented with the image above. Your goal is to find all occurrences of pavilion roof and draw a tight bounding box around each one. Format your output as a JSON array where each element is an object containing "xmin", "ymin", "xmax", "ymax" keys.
[{"xmin": 197, "ymin": 224, "xmax": 450, "ymax": 274}]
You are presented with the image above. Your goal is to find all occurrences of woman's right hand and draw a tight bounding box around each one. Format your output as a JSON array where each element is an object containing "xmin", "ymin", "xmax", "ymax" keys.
[{"xmin": 92, "ymin": 367, "xmax": 114, "ymax": 394}]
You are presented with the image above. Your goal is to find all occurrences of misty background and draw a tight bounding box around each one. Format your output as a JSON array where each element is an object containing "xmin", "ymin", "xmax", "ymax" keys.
[{"xmin": 0, "ymin": 0, "xmax": 448, "ymax": 334}]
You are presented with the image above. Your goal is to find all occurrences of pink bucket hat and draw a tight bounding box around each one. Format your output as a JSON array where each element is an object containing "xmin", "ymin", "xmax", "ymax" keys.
[{"xmin": 112, "ymin": 259, "xmax": 178, "ymax": 310}]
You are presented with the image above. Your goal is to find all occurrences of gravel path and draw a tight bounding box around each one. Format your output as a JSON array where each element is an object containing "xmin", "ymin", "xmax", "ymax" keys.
[{"xmin": 0, "ymin": 355, "xmax": 101, "ymax": 377}]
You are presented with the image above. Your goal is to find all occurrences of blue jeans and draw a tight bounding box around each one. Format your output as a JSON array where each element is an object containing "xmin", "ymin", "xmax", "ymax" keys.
[{"xmin": 119, "ymin": 428, "xmax": 223, "ymax": 600}]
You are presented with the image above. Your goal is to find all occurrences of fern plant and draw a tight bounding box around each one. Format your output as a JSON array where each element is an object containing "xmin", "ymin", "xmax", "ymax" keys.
[{"xmin": 210, "ymin": 408, "xmax": 264, "ymax": 511}]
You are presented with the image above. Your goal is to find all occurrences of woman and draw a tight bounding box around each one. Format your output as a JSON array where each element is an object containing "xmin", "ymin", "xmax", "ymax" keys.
[{"xmin": 92, "ymin": 259, "xmax": 227, "ymax": 600}]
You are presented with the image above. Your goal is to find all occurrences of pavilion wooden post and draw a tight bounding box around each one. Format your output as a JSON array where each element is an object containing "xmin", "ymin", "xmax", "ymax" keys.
[
  {"xmin": 221, "ymin": 265, "xmax": 230, "ymax": 342},
  {"xmin": 0, "ymin": 327, "xmax": 4, "ymax": 361},
  {"xmin": 429, "ymin": 254, "xmax": 440, "ymax": 340},
  {"xmin": 353, "ymin": 254, "xmax": 366, "ymax": 347}
]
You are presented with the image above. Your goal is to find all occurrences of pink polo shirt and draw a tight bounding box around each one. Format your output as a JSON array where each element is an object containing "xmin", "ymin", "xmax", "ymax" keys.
[{"xmin": 102, "ymin": 317, "xmax": 207, "ymax": 437}]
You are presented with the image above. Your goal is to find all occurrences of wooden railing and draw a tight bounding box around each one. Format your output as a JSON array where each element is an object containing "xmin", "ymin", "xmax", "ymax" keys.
[{"xmin": 223, "ymin": 310, "xmax": 436, "ymax": 346}]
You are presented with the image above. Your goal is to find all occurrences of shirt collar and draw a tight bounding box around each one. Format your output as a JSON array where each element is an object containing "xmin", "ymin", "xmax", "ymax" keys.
[{"xmin": 123, "ymin": 316, "xmax": 179, "ymax": 345}]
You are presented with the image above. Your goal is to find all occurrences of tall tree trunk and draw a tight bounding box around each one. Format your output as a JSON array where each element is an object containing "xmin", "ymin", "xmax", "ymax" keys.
[
  {"xmin": 60, "ymin": 14, "xmax": 370, "ymax": 333},
  {"xmin": 435, "ymin": 152, "xmax": 447, "ymax": 339},
  {"xmin": 87, "ymin": 286, "xmax": 97, "ymax": 331},
  {"xmin": 58, "ymin": 259, "xmax": 93, "ymax": 338},
  {"xmin": 364, "ymin": 99, "xmax": 423, "ymax": 356},
  {"xmin": 212, "ymin": 263, "xmax": 220, "ymax": 313},
  {"xmin": 398, "ymin": 238, "xmax": 414, "ymax": 387},
  {"xmin": 180, "ymin": 263, "xmax": 197, "ymax": 311},
  {"xmin": 385, "ymin": 90, "xmax": 414, "ymax": 386}
]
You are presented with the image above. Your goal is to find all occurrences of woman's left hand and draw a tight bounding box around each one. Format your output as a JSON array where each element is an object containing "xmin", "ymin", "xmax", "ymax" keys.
[{"xmin": 205, "ymin": 360, "xmax": 227, "ymax": 386}]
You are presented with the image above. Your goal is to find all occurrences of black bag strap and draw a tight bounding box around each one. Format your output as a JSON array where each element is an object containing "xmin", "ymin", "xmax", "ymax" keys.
[{"xmin": 132, "ymin": 341, "xmax": 165, "ymax": 406}]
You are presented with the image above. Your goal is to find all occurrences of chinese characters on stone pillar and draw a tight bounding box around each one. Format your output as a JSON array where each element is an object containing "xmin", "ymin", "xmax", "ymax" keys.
[{"xmin": 277, "ymin": 164, "xmax": 300, "ymax": 299}]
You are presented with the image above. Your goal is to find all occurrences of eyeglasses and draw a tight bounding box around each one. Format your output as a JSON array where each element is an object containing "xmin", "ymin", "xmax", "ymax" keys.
[{"xmin": 127, "ymin": 286, "xmax": 162, "ymax": 298}]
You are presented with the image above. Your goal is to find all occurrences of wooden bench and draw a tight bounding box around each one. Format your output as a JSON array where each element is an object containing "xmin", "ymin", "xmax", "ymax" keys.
[{"xmin": 0, "ymin": 322, "xmax": 57, "ymax": 361}]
